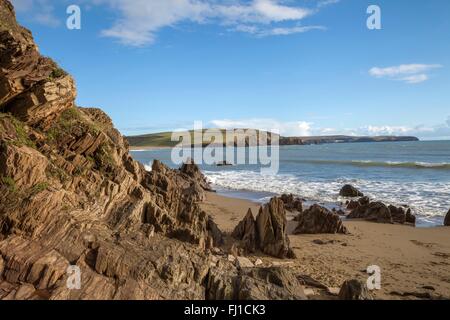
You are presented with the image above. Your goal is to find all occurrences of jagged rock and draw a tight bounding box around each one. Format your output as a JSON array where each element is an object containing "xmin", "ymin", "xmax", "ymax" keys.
[
  {"xmin": 338, "ymin": 279, "xmax": 373, "ymax": 300},
  {"xmin": 388, "ymin": 205, "xmax": 416, "ymax": 225},
  {"xmin": 280, "ymin": 194, "xmax": 303, "ymax": 212},
  {"xmin": 339, "ymin": 185, "xmax": 364, "ymax": 197},
  {"xmin": 231, "ymin": 209, "xmax": 257, "ymax": 252},
  {"xmin": 444, "ymin": 209, "xmax": 450, "ymax": 226},
  {"xmin": 255, "ymin": 198, "xmax": 296, "ymax": 259},
  {"xmin": 293, "ymin": 204, "xmax": 348, "ymax": 234},
  {"xmin": 231, "ymin": 199, "xmax": 295, "ymax": 259},
  {"xmin": 347, "ymin": 202, "xmax": 393, "ymax": 224},
  {"xmin": 346, "ymin": 196, "xmax": 370, "ymax": 210}
]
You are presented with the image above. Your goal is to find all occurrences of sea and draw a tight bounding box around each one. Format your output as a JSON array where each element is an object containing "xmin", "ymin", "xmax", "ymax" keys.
[{"xmin": 130, "ymin": 140, "xmax": 450, "ymax": 227}]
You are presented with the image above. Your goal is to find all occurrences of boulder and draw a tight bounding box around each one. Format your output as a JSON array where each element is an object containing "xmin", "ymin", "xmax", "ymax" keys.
[
  {"xmin": 255, "ymin": 197, "xmax": 296, "ymax": 259},
  {"xmin": 339, "ymin": 185, "xmax": 364, "ymax": 197},
  {"xmin": 338, "ymin": 279, "xmax": 373, "ymax": 300},
  {"xmin": 293, "ymin": 204, "xmax": 348, "ymax": 234},
  {"xmin": 346, "ymin": 196, "xmax": 370, "ymax": 210},
  {"xmin": 280, "ymin": 194, "xmax": 303, "ymax": 212},
  {"xmin": 445, "ymin": 209, "xmax": 450, "ymax": 226},
  {"xmin": 235, "ymin": 256, "xmax": 254, "ymax": 269},
  {"xmin": 388, "ymin": 205, "xmax": 407, "ymax": 224},
  {"xmin": 406, "ymin": 209, "xmax": 416, "ymax": 225},
  {"xmin": 347, "ymin": 202, "xmax": 393, "ymax": 224}
]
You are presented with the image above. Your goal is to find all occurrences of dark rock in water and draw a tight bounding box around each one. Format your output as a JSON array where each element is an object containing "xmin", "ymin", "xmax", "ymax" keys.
[
  {"xmin": 231, "ymin": 209, "xmax": 257, "ymax": 253},
  {"xmin": 348, "ymin": 202, "xmax": 393, "ymax": 224},
  {"xmin": 339, "ymin": 185, "xmax": 364, "ymax": 197},
  {"xmin": 445, "ymin": 209, "xmax": 450, "ymax": 226},
  {"xmin": 406, "ymin": 209, "xmax": 416, "ymax": 225},
  {"xmin": 216, "ymin": 161, "xmax": 232, "ymax": 167},
  {"xmin": 280, "ymin": 194, "xmax": 303, "ymax": 213},
  {"xmin": 255, "ymin": 198, "xmax": 296, "ymax": 259},
  {"xmin": 293, "ymin": 204, "xmax": 348, "ymax": 234},
  {"xmin": 388, "ymin": 205, "xmax": 407, "ymax": 224},
  {"xmin": 338, "ymin": 279, "xmax": 373, "ymax": 300}
]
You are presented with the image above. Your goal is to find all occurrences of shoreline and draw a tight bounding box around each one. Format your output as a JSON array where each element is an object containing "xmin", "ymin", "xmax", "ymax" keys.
[
  {"xmin": 201, "ymin": 191, "xmax": 450, "ymax": 299},
  {"xmin": 212, "ymin": 186, "xmax": 445, "ymax": 228}
]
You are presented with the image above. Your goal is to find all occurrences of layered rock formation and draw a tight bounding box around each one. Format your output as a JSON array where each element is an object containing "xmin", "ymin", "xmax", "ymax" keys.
[
  {"xmin": 232, "ymin": 198, "xmax": 296, "ymax": 259},
  {"xmin": 293, "ymin": 204, "xmax": 348, "ymax": 234},
  {"xmin": 0, "ymin": 1, "xmax": 302, "ymax": 300}
]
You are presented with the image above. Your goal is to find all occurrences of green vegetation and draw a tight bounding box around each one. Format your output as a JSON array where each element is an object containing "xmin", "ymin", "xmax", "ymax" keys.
[
  {"xmin": 28, "ymin": 182, "xmax": 49, "ymax": 196},
  {"xmin": 47, "ymin": 107, "xmax": 100, "ymax": 143},
  {"xmin": 1, "ymin": 176, "xmax": 17, "ymax": 194},
  {"xmin": 125, "ymin": 129, "xmax": 273, "ymax": 148},
  {"xmin": 0, "ymin": 113, "xmax": 35, "ymax": 148},
  {"xmin": 49, "ymin": 67, "xmax": 67, "ymax": 79}
]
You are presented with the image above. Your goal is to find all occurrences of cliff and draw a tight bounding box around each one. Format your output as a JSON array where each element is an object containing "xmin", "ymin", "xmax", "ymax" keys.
[
  {"xmin": 126, "ymin": 131, "xmax": 419, "ymax": 148},
  {"xmin": 0, "ymin": 0, "xmax": 301, "ymax": 300}
]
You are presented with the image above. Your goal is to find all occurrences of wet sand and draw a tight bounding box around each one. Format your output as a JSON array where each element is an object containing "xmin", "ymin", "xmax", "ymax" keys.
[{"xmin": 201, "ymin": 192, "xmax": 450, "ymax": 299}]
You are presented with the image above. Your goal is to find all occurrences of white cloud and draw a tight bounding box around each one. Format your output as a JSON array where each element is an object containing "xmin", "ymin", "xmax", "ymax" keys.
[
  {"xmin": 11, "ymin": 0, "xmax": 60, "ymax": 27},
  {"xmin": 232, "ymin": 24, "xmax": 325, "ymax": 37},
  {"xmin": 209, "ymin": 118, "xmax": 312, "ymax": 136},
  {"xmin": 369, "ymin": 64, "xmax": 442, "ymax": 84},
  {"xmin": 209, "ymin": 118, "xmax": 450, "ymax": 139},
  {"xmin": 95, "ymin": 0, "xmax": 328, "ymax": 46}
]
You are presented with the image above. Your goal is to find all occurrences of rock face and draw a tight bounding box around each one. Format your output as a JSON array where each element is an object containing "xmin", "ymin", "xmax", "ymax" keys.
[
  {"xmin": 339, "ymin": 185, "xmax": 364, "ymax": 197},
  {"xmin": 293, "ymin": 204, "xmax": 348, "ymax": 234},
  {"xmin": 0, "ymin": 1, "xmax": 303, "ymax": 300},
  {"xmin": 338, "ymin": 279, "xmax": 373, "ymax": 300},
  {"xmin": 445, "ymin": 209, "xmax": 450, "ymax": 226},
  {"xmin": 232, "ymin": 198, "xmax": 295, "ymax": 259}
]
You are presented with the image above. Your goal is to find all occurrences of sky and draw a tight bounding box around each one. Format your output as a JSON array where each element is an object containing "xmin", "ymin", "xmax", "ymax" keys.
[{"xmin": 10, "ymin": 0, "xmax": 450, "ymax": 139}]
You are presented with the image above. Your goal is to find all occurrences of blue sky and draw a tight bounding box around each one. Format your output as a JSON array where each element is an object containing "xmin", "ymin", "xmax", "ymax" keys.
[{"xmin": 11, "ymin": 0, "xmax": 450, "ymax": 139}]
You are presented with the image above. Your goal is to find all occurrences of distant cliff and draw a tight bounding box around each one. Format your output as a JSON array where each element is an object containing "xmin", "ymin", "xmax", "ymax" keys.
[
  {"xmin": 280, "ymin": 135, "xmax": 419, "ymax": 146},
  {"xmin": 126, "ymin": 130, "xmax": 419, "ymax": 148}
]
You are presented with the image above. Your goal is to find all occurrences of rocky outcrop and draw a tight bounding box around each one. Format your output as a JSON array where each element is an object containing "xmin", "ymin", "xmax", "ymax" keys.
[
  {"xmin": 338, "ymin": 279, "xmax": 373, "ymax": 300},
  {"xmin": 445, "ymin": 209, "xmax": 450, "ymax": 226},
  {"xmin": 339, "ymin": 185, "xmax": 364, "ymax": 197},
  {"xmin": 347, "ymin": 200, "xmax": 416, "ymax": 225},
  {"xmin": 231, "ymin": 209, "xmax": 257, "ymax": 253},
  {"xmin": 255, "ymin": 198, "xmax": 296, "ymax": 259},
  {"xmin": 0, "ymin": 0, "xmax": 311, "ymax": 300},
  {"xmin": 280, "ymin": 194, "xmax": 303, "ymax": 212},
  {"xmin": 347, "ymin": 202, "xmax": 393, "ymax": 224},
  {"xmin": 231, "ymin": 198, "xmax": 295, "ymax": 259},
  {"xmin": 293, "ymin": 204, "xmax": 348, "ymax": 234},
  {"xmin": 346, "ymin": 196, "xmax": 370, "ymax": 210}
]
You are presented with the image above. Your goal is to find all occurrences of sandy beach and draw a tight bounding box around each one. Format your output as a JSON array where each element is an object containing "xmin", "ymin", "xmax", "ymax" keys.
[{"xmin": 201, "ymin": 192, "xmax": 450, "ymax": 299}]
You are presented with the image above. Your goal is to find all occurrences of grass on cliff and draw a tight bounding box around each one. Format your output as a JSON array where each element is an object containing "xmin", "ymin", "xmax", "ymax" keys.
[
  {"xmin": 0, "ymin": 113, "xmax": 36, "ymax": 148},
  {"xmin": 47, "ymin": 107, "xmax": 100, "ymax": 143},
  {"xmin": 1, "ymin": 176, "xmax": 17, "ymax": 194}
]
